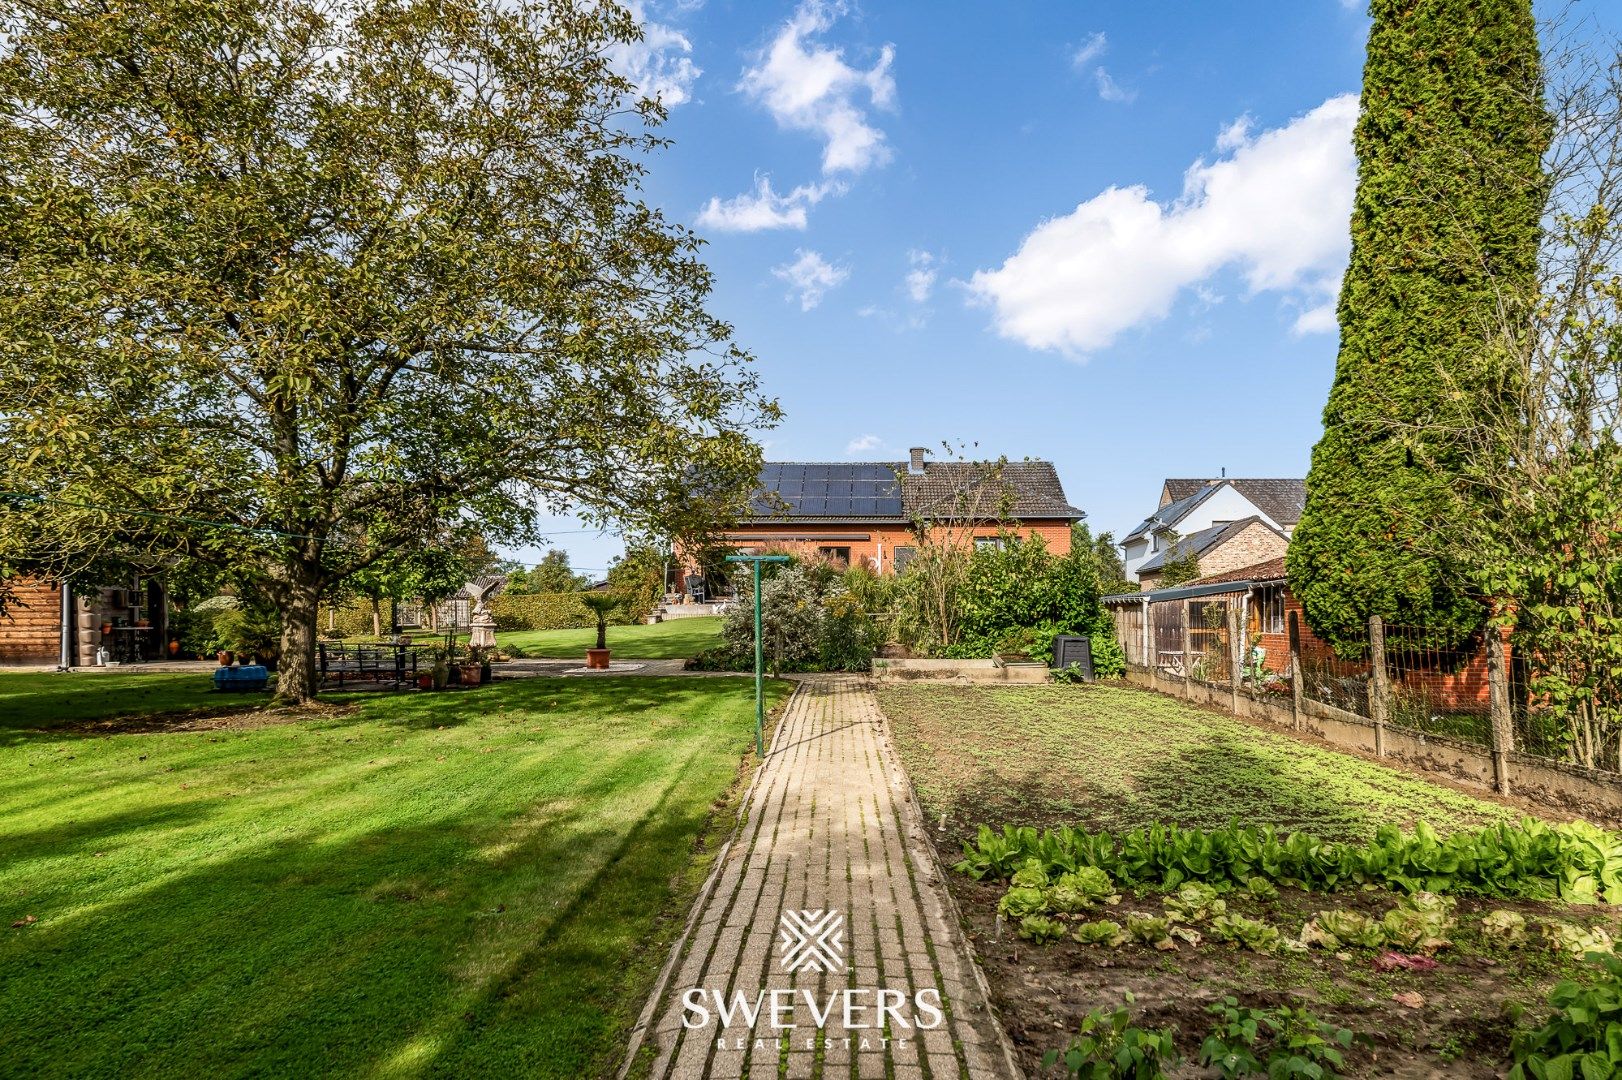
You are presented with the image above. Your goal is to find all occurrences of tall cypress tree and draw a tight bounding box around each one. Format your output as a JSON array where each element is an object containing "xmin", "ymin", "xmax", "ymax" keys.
[{"xmin": 1289, "ymin": 0, "xmax": 1550, "ymax": 654}]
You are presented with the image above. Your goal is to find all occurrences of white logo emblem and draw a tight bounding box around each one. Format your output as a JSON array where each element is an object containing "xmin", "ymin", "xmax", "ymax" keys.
[{"xmin": 778, "ymin": 909, "xmax": 846, "ymax": 973}]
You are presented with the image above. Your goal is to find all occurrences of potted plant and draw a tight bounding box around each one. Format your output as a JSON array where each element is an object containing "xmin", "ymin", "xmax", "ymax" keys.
[{"xmin": 580, "ymin": 593, "xmax": 624, "ymax": 670}]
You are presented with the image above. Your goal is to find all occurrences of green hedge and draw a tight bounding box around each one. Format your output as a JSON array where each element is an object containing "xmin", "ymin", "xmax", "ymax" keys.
[{"xmin": 490, "ymin": 592, "xmax": 597, "ymax": 631}]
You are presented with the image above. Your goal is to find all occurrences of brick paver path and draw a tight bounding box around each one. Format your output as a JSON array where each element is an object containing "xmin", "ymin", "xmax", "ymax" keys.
[{"xmin": 625, "ymin": 675, "xmax": 1014, "ymax": 1080}]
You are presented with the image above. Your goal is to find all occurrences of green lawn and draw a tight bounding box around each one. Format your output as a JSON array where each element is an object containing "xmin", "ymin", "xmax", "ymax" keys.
[
  {"xmin": 878, "ymin": 682, "xmax": 1518, "ymax": 841},
  {"xmin": 1, "ymin": 672, "xmax": 791, "ymax": 1078},
  {"xmin": 1, "ymin": 670, "xmax": 252, "ymax": 733},
  {"xmin": 491, "ymin": 615, "xmax": 722, "ymax": 659}
]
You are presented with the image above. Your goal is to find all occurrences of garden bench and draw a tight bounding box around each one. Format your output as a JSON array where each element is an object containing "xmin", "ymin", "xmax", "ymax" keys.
[{"xmin": 317, "ymin": 642, "xmax": 432, "ymax": 689}]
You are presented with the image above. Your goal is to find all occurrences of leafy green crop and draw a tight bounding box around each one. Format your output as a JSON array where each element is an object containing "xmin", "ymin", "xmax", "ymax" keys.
[
  {"xmin": 956, "ymin": 817, "xmax": 1622, "ymax": 903},
  {"xmin": 1050, "ymin": 867, "xmax": 1120, "ymax": 913},
  {"xmin": 1538, "ymin": 919, "xmax": 1616, "ymax": 959},
  {"xmin": 1301, "ymin": 909, "xmax": 1386, "ymax": 951},
  {"xmin": 1209, "ymin": 914, "xmax": 1281, "ymax": 953},
  {"xmin": 1127, "ymin": 913, "xmax": 1175, "ymax": 950},
  {"xmin": 1164, "ymin": 882, "xmax": 1227, "ymax": 924},
  {"xmin": 1380, "ymin": 892, "xmax": 1456, "ymax": 954},
  {"xmin": 1019, "ymin": 915, "xmax": 1069, "ymax": 944},
  {"xmin": 1482, "ymin": 909, "xmax": 1529, "ymax": 945},
  {"xmin": 1510, "ymin": 952, "xmax": 1622, "ymax": 1079},
  {"xmin": 1199, "ymin": 998, "xmax": 1356, "ymax": 1078},
  {"xmin": 1073, "ymin": 920, "xmax": 1129, "ymax": 947},
  {"xmin": 997, "ymin": 886, "xmax": 1048, "ymax": 920},
  {"xmin": 1043, "ymin": 998, "xmax": 1180, "ymax": 1079}
]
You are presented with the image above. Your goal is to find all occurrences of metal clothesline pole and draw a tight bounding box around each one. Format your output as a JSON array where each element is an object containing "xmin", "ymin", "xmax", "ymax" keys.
[{"xmin": 725, "ymin": 554, "xmax": 792, "ymax": 758}]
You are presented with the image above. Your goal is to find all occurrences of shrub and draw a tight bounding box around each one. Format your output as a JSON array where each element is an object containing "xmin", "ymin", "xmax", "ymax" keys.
[
  {"xmin": 213, "ymin": 601, "xmax": 281, "ymax": 667},
  {"xmin": 489, "ymin": 592, "xmax": 596, "ymax": 631},
  {"xmin": 701, "ymin": 562, "xmax": 883, "ymax": 674}
]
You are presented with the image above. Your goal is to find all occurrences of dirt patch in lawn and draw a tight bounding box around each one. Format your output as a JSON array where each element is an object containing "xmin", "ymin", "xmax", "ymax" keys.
[{"xmin": 50, "ymin": 700, "xmax": 358, "ymax": 736}]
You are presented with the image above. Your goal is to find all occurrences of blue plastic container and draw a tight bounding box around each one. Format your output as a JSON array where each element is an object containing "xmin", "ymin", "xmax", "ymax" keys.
[{"xmin": 213, "ymin": 665, "xmax": 269, "ymax": 693}]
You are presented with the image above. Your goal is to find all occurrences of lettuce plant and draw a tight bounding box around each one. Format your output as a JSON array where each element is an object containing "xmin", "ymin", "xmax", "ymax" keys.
[
  {"xmin": 1049, "ymin": 867, "xmax": 1119, "ymax": 913},
  {"xmin": 1073, "ymin": 920, "xmax": 1128, "ymax": 947},
  {"xmin": 1379, "ymin": 892, "xmax": 1456, "ymax": 954},
  {"xmin": 997, "ymin": 886, "xmax": 1048, "ymax": 920},
  {"xmin": 1018, "ymin": 915, "xmax": 1069, "ymax": 943},
  {"xmin": 1482, "ymin": 909, "xmax": 1528, "ymax": 946},
  {"xmin": 1164, "ymin": 882, "xmax": 1227, "ymax": 924},
  {"xmin": 1127, "ymin": 913, "xmax": 1176, "ymax": 950},
  {"xmin": 1209, "ymin": 914, "xmax": 1281, "ymax": 953}
]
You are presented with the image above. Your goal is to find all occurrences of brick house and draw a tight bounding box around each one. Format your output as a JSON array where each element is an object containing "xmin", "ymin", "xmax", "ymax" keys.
[
  {"xmin": 1121, "ymin": 477, "xmax": 1305, "ymax": 584},
  {"xmin": 1134, "ymin": 515, "xmax": 1288, "ymax": 589},
  {"xmin": 676, "ymin": 448, "xmax": 1082, "ymax": 596}
]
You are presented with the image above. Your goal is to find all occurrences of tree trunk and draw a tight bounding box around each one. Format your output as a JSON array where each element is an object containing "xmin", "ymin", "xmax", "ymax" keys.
[
  {"xmin": 276, "ymin": 564, "xmax": 323, "ymax": 704},
  {"xmin": 370, "ymin": 598, "xmax": 381, "ymax": 638},
  {"xmin": 596, "ymin": 616, "xmax": 607, "ymax": 650}
]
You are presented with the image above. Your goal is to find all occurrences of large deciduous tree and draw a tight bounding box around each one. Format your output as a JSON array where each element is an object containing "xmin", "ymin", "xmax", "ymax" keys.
[
  {"xmin": 1288, "ymin": 0, "xmax": 1551, "ymax": 654},
  {"xmin": 0, "ymin": 0, "xmax": 778, "ymax": 700}
]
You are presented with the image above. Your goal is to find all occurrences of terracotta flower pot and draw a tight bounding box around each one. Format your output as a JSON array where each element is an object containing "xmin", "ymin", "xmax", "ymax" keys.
[
  {"xmin": 458, "ymin": 663, "xmax": 481, "ymax": 686},
  {"xmin": 217, "ymin": 651, "xmax": 232, "ymax": 666},
  {"xmin": 417, "ymin": 673, "xmax": 434, "ymax": 690},
  {"xmin": 100, "ymin": 622, "xmax": 113, "ymax": 636},
  {"xmin": 168, "ymin": 639, "xmax": 180, "ymax": 656},
  {"xmin": 585, "ymin": 648, "xmax": 611, "ymax": 670}
]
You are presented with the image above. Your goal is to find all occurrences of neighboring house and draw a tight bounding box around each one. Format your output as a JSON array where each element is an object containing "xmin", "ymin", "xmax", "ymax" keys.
[
  {"xmin": 677, "ymin": 447, "xmax": 1083, "ymax": 595},
  {"xmin": 1121, "ymin": 477, "xmax": 1306, "ymax": 583},
  {"xmin": 1135, "ymin": 515, "xmax": 1288, "ymax": 589}
]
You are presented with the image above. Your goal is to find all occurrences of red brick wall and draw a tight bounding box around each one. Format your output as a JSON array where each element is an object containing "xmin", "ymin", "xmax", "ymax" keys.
[
  {"xmin": 0, "ymin": 577, "xmax": 62, "ymax": 665},
  {"xmin": 675, "ymin": 519, "xmax": 1074, "ymax": 579},
  {"xmin": 1261, "ymin": 591, "xmax": 1498, "ymax": 711}
]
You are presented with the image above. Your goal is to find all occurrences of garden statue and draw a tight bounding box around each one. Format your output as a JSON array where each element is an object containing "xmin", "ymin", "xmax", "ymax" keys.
[{"xmin": 463, "ymin": 575, "xmax": 505, "ymax": 650}]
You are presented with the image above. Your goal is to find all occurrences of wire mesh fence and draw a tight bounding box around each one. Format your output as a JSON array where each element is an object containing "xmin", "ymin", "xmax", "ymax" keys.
[{"xmin": 1113, "ymin": 593, "xmax": 1622, "ymax": 778}]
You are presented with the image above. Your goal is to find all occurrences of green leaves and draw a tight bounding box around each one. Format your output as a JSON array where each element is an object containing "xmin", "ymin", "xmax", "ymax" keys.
[
  {"xmin": 954, "ymin": 816, "xmax": 1622, "ymax": 904},
  {"xmin": 1292, "ymin": 0, "xmax": 1549, "ymax": 656},
  {"xmin": 1042, "ymin": 1000, "xmax": 1180, "ymax": 1079},
  {"xmin": 1511, "ymin": 952, "xmax": 1622, "ymax": 1078},
  {"xmin": 0, "ymin": 0, "xmax": 776, "ymax": 696},
  {"xmin": 1199, "ymin": 998, "xmax": 1356, "ymax": 1079}
]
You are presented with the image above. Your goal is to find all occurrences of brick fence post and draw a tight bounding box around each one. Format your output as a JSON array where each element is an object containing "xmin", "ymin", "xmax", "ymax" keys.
[
  {"xmin": 1369, "ymin": 615, "xmax": 1389, "ymax": 757},
  {"xmin": 1488, "ymin": 625, "xmax": 1514, "ymax": 795},
  {"xmin": 1181, "ymin": 599, "xmax": 1194, "ymax": 699},
  {"xmin": 1227, "ymin": 601, "xmax": 1242, "ymax": 716},
  {"xmin": 1289, "ymin": 610, "xmax": 1303, "ymax": 732}
]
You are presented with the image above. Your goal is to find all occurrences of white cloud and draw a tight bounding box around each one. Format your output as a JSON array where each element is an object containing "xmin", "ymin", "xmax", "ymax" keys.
[
  {"xmin": 695, "ymin": 175, "xmax": 842, "ymax": 232},
  {"xmin": 773, "ymin": 249, "xmax": 849, "ymax": 310},
  {"xmin": 1292, "ymin": 296, "xmax": 1340, "ymax": 336},
  {"xmin": 1072, "ymin": 31, "xmax": 1107, "ymax": 68},
  {"xmin": 1216, "ymin": 115, "xmax": 1253, "ymax": 151},
  {"xmin": 967, "ymin": 93, "xmax": 1358, "ymax": 357},
  {"xmin": 739, "ymin": 1, "xmax": 896, "ymax": 176},
  {"xmin": 1094, "ymin": 67, "xmax": 1136, "ymax": 104},
  {"xmin": 845, "ymin": 434, "xmax": 883, "ymax": 455},
  {"xmin": 608, "ymin": 3, "xmax": 701, "ymax": 107},
  {"xmin": 904, "ymin": 250, "xmax": 937, "ymax": 302}
]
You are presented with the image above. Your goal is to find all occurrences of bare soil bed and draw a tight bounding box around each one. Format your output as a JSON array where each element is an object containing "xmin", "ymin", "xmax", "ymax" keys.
[{"xmin": 878, "ymin": 682, "xmax": 1618, "ymax": 1076}]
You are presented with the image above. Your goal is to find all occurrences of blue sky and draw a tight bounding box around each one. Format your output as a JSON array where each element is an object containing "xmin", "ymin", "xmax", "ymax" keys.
[{"xmin": 511, "ymin": 0, "xmax": 1616, "ymax": 578}]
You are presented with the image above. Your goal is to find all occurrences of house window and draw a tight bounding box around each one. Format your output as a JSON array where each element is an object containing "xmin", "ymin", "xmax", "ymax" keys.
[
  {"xmin": 1255, "ymin": 585, "xmax": 1286, "ymax": 635},
  {"xmin": 893, "ymin": 546, "xmax": 916, "ymax": 572},
  {"xmin": 973, "ymin": 536, "xmax": 1002, "ymax": 551},
  {"xmin": 817, "ymin": 546, "xmax": 851, "ymax": 566}
]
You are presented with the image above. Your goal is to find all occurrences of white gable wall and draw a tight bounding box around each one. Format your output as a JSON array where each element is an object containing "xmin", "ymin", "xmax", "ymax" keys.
[{"xmin": 1121, "ymin": 484, "xmax": 1283, "ymax": 582}]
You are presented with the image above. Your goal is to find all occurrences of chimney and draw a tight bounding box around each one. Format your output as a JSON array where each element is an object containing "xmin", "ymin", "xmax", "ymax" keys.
[{"xmin": 908, "ymin": 447, "xmax": 927, "ymax": 475}]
